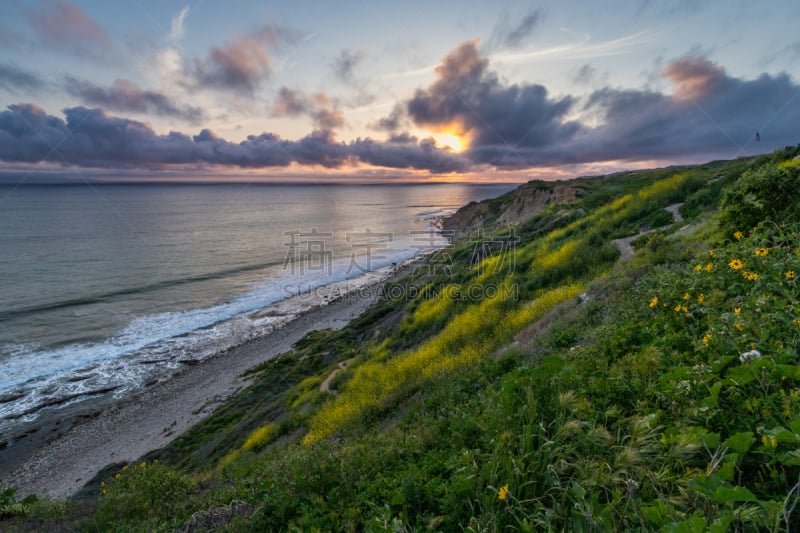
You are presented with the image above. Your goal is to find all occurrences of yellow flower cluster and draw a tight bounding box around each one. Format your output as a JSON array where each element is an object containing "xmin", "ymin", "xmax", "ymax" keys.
[
  {"xmin": 728, "ymin": 259, "xmax": 744, "ymax": 270},
  {"xmin": 702, "ymin": 333, "xmax": 713, "ymax": 347},
  {"xmin": 649, "ymin": 296, "xmax": 659, "ymax": 308},
  {"xmin": 741, "ymin": 271, "xmax": 759, "ymax": 281}
]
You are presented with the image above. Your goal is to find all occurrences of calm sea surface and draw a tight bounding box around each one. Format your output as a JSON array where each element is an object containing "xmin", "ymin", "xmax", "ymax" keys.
[{"xmin": 0, "ymin": 182, "xmax": 513, "ymax": 426}]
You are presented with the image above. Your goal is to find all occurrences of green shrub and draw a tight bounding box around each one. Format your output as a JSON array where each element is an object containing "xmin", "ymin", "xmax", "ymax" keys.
[
  {"xmin": 96, "ymin": 461, "xmax": 192, "ymax": 528},
  {"xmin": 719, "ymin": 162, "xmax": 800, "ymax": 234}
]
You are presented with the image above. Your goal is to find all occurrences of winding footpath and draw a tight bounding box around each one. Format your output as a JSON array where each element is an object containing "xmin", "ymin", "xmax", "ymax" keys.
[{"xmin": 612, "ymin": 203, "xmax": 684, "ymax": 260}]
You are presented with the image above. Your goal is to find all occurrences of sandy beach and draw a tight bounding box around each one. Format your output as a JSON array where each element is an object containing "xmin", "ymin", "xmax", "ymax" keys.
[{"xmin": 1, "ymin": 278, "xmax": 388, "ymax": 500}]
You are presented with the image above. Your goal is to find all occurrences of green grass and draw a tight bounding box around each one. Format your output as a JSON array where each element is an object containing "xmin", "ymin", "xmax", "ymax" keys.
[{"xmin": 4, "ymin": 148, "xmax": 800, "ymax": 531}]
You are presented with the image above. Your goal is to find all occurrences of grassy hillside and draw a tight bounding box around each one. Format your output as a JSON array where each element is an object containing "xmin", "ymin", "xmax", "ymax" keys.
[{"xmin": 4, "ymin": 146, "xmax": 800, "ymax": 531}]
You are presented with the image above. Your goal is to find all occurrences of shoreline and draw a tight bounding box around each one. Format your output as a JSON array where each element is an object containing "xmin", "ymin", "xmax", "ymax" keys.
[{"xmin": 1, "ymin": 262, "xmax": 416, "ymax": 500}]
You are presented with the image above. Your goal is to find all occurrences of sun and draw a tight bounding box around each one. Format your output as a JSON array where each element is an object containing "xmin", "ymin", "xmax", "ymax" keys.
[{"xmin": 432, "ymin": 130, "xmax": 468, "ymax": 153}]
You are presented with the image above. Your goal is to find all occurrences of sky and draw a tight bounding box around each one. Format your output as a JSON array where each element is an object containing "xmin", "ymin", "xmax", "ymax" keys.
[{"xmin": 0, "ymin": 0, "xmax": 798, "ymax": 182}]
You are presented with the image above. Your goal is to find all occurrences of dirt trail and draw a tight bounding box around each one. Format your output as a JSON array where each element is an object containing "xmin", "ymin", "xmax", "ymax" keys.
[
  {"xmin": 319, "ymin": 358, "xmax": 356, "ymax": 396},
  {"xmin": 612, "ymin": 203, "xmax": 683, "ymax": 260}
]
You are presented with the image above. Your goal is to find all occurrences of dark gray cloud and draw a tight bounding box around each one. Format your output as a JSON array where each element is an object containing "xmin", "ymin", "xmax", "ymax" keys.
[
  {"xmin": 406, "ymin": 40, "xmax": 582, "ymax": 167},
  {"xmin": 0, "ymin": 63, "xmax": 47, "ymax": 93},
  {"xmin": 577, "ymin": 56, "xmax": 800, "ymax": 162},
  {"xmin": 369, "ymin": 104, "xmax": 406, "ymax": 132},
  {"xmin": 488, "ymin": 9, "xmax": 543, "ymax": 50},
  {"xmin": 0, "ymin": 104, "xmax": 465, "ymax": 173},
  {"xmin": 271, "ymin": 88, "xmax": 344, "ymax": 130},
  {"xmin": 63, "ymin": 77, "xmax": 205, "ymax": 123},
  {"xmin": 188, "ymin": 26, "xmax": 299, "ymax": 93},
  {"xmin": 27, "ymin": 0, "xmax": 112, "ymax": 60},
  {"xmin": 389, "ymin": 42, "xmax": 800, "ymax": 168}
]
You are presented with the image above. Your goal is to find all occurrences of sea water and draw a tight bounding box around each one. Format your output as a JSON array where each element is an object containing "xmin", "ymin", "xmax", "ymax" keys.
[{"xmin": 0, "ymin": 182, "xmax": 513, "ymax": 429}]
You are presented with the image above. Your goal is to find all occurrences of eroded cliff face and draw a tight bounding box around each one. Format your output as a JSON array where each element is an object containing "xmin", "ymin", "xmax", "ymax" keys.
[{"xmin": 443, "ymin": 182, "xmax": 580, "ymax": 237}]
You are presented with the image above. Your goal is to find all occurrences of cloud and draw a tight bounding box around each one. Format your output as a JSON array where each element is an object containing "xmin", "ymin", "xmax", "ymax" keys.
[
  {"xmin": 580, "ymin": 56, "xmax": 800, "ymax": 161},
  {"xmin": 0, "ymin": 64, "xmax": 47, "ymax": 93},
  {"xmin": 405, "ymin": 40, "xmax": 582, "ymax": 166},
  {"xmin": 573, "ymin": 64, "xmax": 596, "ymax": 85},
  {"xmin": 332, "ymin": 49, "xmax": 366, "ymax": 84},
  {"xmin": 63, "ymin": 77, "xmax": 205, "ymax": 123},
  {"xmin": 27, "ymin": 0, "xmax": 112, "ymax": 60},
  {"xmin": 169, "ymin": 6, "xmax": 190, "ymax": 43},
  {"xmin": 0, "ymin": 104, "xmax": 465, "ymax": 173},
  {"xmin": 662, "ymin": 56, "xmax": 726, "ymax": 101},
  {"xmin": 388, "ymin": 41, "xmax": 800, "ymax": 168},
  {"xmin": 271, "ymin": 88, "xmax": 344, "ymax": 130},
  {"xmin": 370, "ymin": 104, "xmax": 406, "ymax": 132},
  {"xmin": 188, "ymin": 26, "xmax": 298, "ymax": 93},
  {"xmin": 488, "ymin": 9, "xmax": 544, "ymax": 50}
]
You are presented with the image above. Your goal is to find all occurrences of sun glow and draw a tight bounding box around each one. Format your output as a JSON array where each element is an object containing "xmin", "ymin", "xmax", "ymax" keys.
[{"xmin": 432, "ymin": 131, "xmax": 468, "ymax": 153}]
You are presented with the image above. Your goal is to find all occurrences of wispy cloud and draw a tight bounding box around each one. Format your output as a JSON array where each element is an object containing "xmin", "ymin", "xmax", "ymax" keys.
[
  {"xmin": 488, "ymin": 9, "xmax": 544, "ymax": 50},
  {"xmin": 491, "ymin": 30, "xmax": 661, "ymax": 64},
  {"xmin": 169, "ymin": 6, "xmax": 190, "ymax": 43},
  {"xmin": 0, "ymin": 63, "xmax": 47, "ymax": 94}
]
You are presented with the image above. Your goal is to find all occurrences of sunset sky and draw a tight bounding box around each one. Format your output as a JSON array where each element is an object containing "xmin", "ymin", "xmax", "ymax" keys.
[{"xmin": 1, "ymin": 0, "xmax": 799, "ymax": 182}]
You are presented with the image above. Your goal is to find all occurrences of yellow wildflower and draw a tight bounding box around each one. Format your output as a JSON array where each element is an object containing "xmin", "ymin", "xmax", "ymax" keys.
[
  {"xmin": 734, "ymin": 231, "xmax": 743, "ymax": 240},
  {"xmin": 102, "ymin": 489, "xmax": 107, "ymax": 495},
  {"xmin": 793, "ymin": 319, "xmax": 800, "ymax": 327},
  {"xmin": 498, "ymin": 484, "xmax": 510, "ymax": 500},
  {"xmin": 729, "ymin": 259, "xmax": 744, "ymax": 270},
  {"xmin": 140, "ymin": 462, "xmax": 147, "ymax": 469},
  {"xmin": 734, "ymin": 307, "xmax": 741, "ymax": 315},
  {"xmin": 742, "ymin": 271, "xmax": 759, "ymax": 281},
  {"xmin": 683, "ymin": 292, "xmax": 690, "ymax": 300},
  {"xmin": 694, "ymin": 264, "xmax": 703, "ymax": 271},
  {"xmin": 682, "ymin": 305, "xmax": 688, "ymax": 313},
  {"xmin": 697, "ymin": 293, "xmax": 705, "ymax": 304},
  {"xmin": 702, "ymin": 333, "xmax": 713, "ymax": 347},
  {"xmin": 122, "ymin": 465, "xmax": 129, "ymax": 471},
  {"xmin": 649, "ymin": 296, "xmax": 659, "ymax": 308},
  {"xmin": 762, "ymin": 435, "xmax": 778, "ymax": 449},
  {"xmin": 735, "ymin": 323, "xmax": 744, "ymax": 332},
  {"xmin": 115, "ymin": 473, "xmax": 121, "ymax": 479},
  {"xmin": 708, "ymin": 250, "xmax": 715, "ymax": 257},
  {"xmin": 754, "ymin": 247, "xmax": 769, "ymax": 257},
  {"xmin": 787, "ymin": 271, "xmax": 795, "ymax": 280},
  {"xmin": 705, "ymin": 262, "xmax": 714, "ymax": 272}
]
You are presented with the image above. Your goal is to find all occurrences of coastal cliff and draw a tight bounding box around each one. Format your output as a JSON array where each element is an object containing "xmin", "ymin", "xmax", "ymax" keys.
[{"xmin": 4, "ymin": 145, "xmax": 800, "ymax": 531}]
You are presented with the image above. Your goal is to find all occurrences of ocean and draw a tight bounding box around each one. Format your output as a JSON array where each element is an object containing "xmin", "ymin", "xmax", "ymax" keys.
[{"xmin": 0, "ymin": 182, "xmax": 514, "ymax": 433}]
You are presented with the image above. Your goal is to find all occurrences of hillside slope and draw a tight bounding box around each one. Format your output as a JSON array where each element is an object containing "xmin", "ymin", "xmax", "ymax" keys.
[{"xmin": 4, "ymin": 146, "xmax": 800, "ymax": 531}]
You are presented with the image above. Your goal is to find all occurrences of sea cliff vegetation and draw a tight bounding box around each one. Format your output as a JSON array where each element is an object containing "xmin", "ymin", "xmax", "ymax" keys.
[{"xmin": 4, "ymin": 146, "xmax": 800, "ymax": 531}]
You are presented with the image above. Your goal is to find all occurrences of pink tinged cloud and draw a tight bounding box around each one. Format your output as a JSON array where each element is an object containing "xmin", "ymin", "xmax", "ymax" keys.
[
  {"xmin": 271, "ymin": 87, "xmax": 345, "ymax": 130},
  {"xmin": 28, "ymin": 0, "xmax": 111, "ymax": 58},
  {"xmin": 190, "ymin": 26, "xmax": 297, "ymax": 93},
  {"xmin": 663, "ymin": 56, "xmax": 727, "ymax": 102}
]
